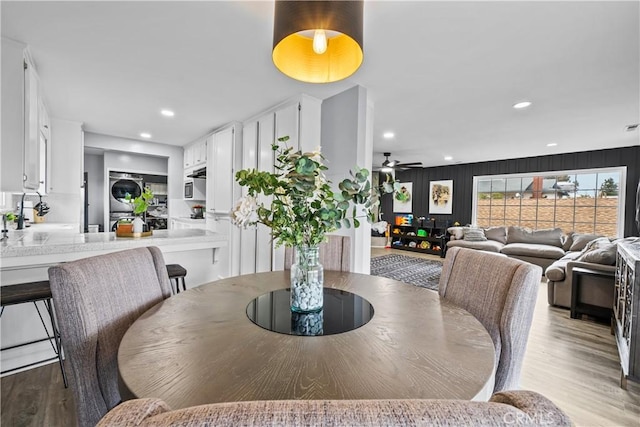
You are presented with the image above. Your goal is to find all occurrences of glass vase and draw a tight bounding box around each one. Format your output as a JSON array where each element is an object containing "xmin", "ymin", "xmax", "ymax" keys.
[{"xmin": 290, "ymin": 245, "xmax": 324, "ymax": 313}]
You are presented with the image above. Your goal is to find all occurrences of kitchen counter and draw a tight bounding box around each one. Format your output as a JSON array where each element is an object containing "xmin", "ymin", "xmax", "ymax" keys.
[
  {"xmin": 0, "ymin": 228, "xmax": 228, "ymax": 375},
  {"xmin": 1, "ymin": 228, "xmax": 225, "ymax": 265}
]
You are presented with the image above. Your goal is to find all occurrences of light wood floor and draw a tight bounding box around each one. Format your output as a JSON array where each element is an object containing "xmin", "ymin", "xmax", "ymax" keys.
[{"xmin": 2, "ymin": 248, "xmax": 639, "ymax": 426}]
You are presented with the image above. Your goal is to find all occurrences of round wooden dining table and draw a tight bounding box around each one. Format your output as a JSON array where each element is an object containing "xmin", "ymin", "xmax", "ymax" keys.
[{"xmin": 118, "ymin": 271, "xmax": 496, "ymax": 409}]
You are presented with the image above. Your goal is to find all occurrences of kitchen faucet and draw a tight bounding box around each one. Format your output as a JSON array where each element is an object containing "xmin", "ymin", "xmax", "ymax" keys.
[{"xmin": 16, "ymin": 192, "xmax": 26, "ymax": 230}]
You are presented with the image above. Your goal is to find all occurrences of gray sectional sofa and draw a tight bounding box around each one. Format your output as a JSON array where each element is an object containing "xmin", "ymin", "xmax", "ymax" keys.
[
  {"xmin": 546, "ymin": 235, "xmax": 638, "ymax": 308},
  {"xmin": 445, "ymin": 226, "xmax": 633, "ymax": 309},
  {"xmin": 446, "ymin": 226, "xmax": 566, "ymax": 270}
]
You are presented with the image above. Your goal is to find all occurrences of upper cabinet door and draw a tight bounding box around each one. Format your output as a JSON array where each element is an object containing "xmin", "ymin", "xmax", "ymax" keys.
[
  {"xmin": 239, "ymin": 120, "xmax": 258, "ymax": 275},
  {"xmin": 193, "ymin": 138, "xmax": 206, "ymax": 166},
  {"xmin": 48, "ymin": 119, "xmax": 83, "ymax": 193},
  {"xmin": 256, "ymin": 114, "xmax": 275, "ymax": 273},
  {"xmin": 274, "ymin": 103, "xmax": 299, "ymax": 151},
  {"xmin": 37, "ymin": 98, "xmax": 49, "ymax": 194},
  {"xmin": 183, "ymin": 144, "xmax": 193, "ymax": 168},
  {"xmin": 212, "ymin": 127, "xmax": 234, "ymax": 214},
  {"xmin": 22, "ymin": 58, "xmax": 40, "ymax": 190}
]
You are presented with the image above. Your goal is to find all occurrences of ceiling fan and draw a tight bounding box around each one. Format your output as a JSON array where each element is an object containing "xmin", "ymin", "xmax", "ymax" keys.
[{"xmin": 380, "ymin": 152, "xmax": 422, "ymax": 170}]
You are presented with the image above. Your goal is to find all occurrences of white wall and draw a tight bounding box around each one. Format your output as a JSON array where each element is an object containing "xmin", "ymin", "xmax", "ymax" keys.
[
  {"xmin": 84, "ymin": 132, "xmax": 181, "ymax": 196},
  {"xmin": 104, "ymin": 151, "xmax": 167, "ymax": 176},
  {"xmin": 321, "ymin": 85, "xmax": 374, "ymax": 273}
]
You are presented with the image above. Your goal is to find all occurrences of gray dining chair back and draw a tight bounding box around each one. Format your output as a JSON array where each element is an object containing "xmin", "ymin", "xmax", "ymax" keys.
[
  {"xmin": 284, "ymin": 235, "xmax": 351, "ymax": 271},
  {"xmin": 48, "ymin": 246, "xmax": 172, "ymax": 427},
  {"xmin": 438, "ymin": 247, "xmax": 542, "ymax": 392}
]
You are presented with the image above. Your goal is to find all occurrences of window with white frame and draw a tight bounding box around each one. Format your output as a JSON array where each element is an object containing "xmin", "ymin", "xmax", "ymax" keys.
[{"xmin": 472, "ymin": 167, "xmax": 626, "ymax": 237}]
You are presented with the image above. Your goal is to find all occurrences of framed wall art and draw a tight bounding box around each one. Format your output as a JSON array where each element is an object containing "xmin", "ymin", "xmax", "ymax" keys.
[
  {"xmin": 393, "ymin": 182, "xmax": 413, "ymax": 213},
  {"xmin": 429, "ymin": 180, "xmax": 453, "ymax": 214}
]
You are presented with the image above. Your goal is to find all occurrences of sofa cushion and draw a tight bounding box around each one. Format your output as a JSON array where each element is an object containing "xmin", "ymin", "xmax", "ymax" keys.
[
  {"xmin": 559, "ymin": 251, "xmax": 583, "ymax": 261},
  {"xmin": 447, "ymin": 239, "xmax": 504, "ymax": 253},
  {"xmin": 463, "ymin": 228, "xmax": 487, "ymax": 242},
  {"xmin": 484, "ymin": 226, "xmax": 508, "ymax": 244},
  {"xmin": 569, "ymin": 233, "xmax": 604, "ymax": 252},
  {"xmin": 500, "ymin": 243, "xmax": 566, "ymax": 259},
  {"xmin": 507, "ymin": 227, "xmax": 564, "ymax": 248}
]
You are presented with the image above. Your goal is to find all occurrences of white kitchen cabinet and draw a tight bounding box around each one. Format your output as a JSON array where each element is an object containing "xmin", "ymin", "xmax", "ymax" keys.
[
  {"xmin": 208, "ymin": 125, "xmax": 241, "ymax": 214},
  {"xmin": 205, "ymin": 122, "xmax": 242, "ymax": 278},
  {"xmin": 194, "ymin": 137, "xmax": 207, "ymax": 166},
  {"xmin": 184, "ymin": 137, "xmax": 207, "ymax": 169},
  {"xmin": 48, "ymin": 119, "xmax": 84, "ymax": 194},
  {"xmin": 37, "ymin": 98, "xmax": 51, "ymax": 194},
  {"xmin": 183, "ymin": 144, "xmax": 193, "ymax": 169},
  {"xmin": 23, "ymin": 57, "xmax": 40, "ymax": 190},
  {"xmin": 256, "ymin": 113, "xmax": 276, "ymax": 273},
  {"xmin": 240, "ymin": 95, "xmax": 322, "ymax": 274},
  {"xmin": 239, "ymin": 121, "xmax": 258, "ymax": 275},
  {"xmin": 1, "ymin": 38, "xmax": 43, "ymax": 192}
]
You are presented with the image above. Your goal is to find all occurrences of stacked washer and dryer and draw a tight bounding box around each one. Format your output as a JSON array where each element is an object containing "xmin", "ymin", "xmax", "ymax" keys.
[{"xmin": 109, "ymin": 173, "xmax": 143, "ymax": 231}]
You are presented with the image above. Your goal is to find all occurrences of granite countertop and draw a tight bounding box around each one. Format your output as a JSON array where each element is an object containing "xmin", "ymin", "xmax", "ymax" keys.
[{"xmin": 0, "ymin": 228, "xmax": 227, "ymax": 259}]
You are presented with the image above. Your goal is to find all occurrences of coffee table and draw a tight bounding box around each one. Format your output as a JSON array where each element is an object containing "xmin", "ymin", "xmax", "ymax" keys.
[{"xmin": 118, "ymin": 271, "xmax": 496, "ymax": 409}]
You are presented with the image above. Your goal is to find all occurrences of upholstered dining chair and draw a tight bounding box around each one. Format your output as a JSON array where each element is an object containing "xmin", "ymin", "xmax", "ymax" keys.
[
  {"xmin": 284, "ymin": 235, "xmax": 351, "ymax": 271},
  {"xmin": 438, "ymin": 247, "xmax": 542, "ymax": 392},
  {"xmin": 48, "ymin": 246, "xmax": 172, "ymax": 427},
  {"xmin": 96, "ymin": 391, "xmax": 572, "ymax": 426}
]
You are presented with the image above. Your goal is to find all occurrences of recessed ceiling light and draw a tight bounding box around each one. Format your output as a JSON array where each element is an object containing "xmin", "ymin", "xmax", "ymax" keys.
[
  {"xmin": 383, "ymin": 132, "xmax": 395, "ymax": 139},
  {"xmin": 546, "ymin": 143, "xmax": 558, "ymax": 147},
  {"xmin": 444, "ymin": 156, "xmax": 453, "ymax": 161},
  {"xmin": 161, "ymin": 109, "xmax": 175, "ymax": 117},
  {"xmin": 513, "ymin": 101, "xmax": 532, "ymax": 109},
  {"xmin": 140, "ymin": 132, "xmax": 151, "ymax": 139}
]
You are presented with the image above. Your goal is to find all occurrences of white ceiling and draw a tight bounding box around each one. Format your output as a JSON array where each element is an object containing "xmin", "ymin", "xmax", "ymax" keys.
[{"xmin": 2, "ymin": 1, "xmax": 638, "ymax": 169}]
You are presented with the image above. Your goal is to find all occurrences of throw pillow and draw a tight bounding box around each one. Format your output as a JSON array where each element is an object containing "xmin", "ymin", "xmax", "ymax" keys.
[
  {"xmin": 575, "ymin": 237, "xmax": 614, "ymax": 265},
  {"xmin": 562, "ymin": 232, "xmax": 574, "ymax": 251},
  {"xmin": 578, "ymin": 243, "xmax": 616, "ymax": 265},
  {"xmin": 447, "ymin": 227, "xmax": 464, "ymax": 240},
  {"xmin": 484, "ymin": 226, "xmax": 508, "ymax": 244},
  {"xmin": 569, "ymin": 233, "xmax": 604, "ymax": 252},
  {"xmin": 463, "ymin": 228, "xmax": 487, "ymax": 242}
]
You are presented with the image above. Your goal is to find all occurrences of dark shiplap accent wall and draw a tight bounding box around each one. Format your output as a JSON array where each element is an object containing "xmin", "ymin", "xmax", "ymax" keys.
[{"xmin": 381, "ymin": 145, "xmax": 640, "ymax": 237}]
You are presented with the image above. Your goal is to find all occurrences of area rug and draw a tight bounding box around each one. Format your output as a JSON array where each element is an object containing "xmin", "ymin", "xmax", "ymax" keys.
[{"xmin": 370, "ymin": 254, "xmax": 442, "ymax": 291}]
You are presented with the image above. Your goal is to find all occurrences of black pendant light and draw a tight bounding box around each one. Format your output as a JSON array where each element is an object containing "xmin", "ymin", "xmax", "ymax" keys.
[{"xmin": 272, "ymin": 0, "xmax": 364, "ymax": 83}]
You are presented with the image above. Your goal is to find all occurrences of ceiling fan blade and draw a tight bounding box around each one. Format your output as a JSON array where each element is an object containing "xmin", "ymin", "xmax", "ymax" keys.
[{"xmin": 396, "ymin": 162, "xmax": 422, "ymax": 167}]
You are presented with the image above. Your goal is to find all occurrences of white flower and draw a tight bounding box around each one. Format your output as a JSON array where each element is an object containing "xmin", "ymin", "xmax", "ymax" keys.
[
  {"xmin": 309, "ymin": 146, "xmax": 322, "ymax": 163},
  {"xmin": 231, "ymin": 196, "xmax": 258, "ymax": 228}
]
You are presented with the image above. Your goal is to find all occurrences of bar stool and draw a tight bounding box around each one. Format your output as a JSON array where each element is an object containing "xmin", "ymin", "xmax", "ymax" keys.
[
  {"xmin": 166, "ymin": 264, "xmax": 187, "ymax": 294},
  {"xmin": 0, "ymin": 280, "xmax": 68, "ymax": 387}
]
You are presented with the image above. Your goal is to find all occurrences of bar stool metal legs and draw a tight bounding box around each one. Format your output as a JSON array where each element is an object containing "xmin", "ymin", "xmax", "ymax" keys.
[
  {"xmin": 0, "ymin": 280, "xmax": 68, "ymax": 388},
  {"xmin": 166, "ymin": 264, "xmax": 187, "ymax": 294}
]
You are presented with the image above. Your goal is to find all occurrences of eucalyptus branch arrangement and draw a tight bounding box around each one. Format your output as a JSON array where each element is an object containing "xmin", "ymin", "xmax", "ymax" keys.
[{"xmin": 232, "ymin": 136, "xmax": 394, "ymax": 247}]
